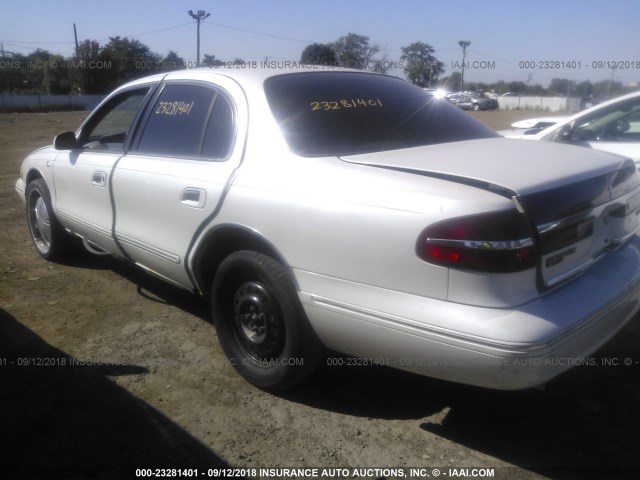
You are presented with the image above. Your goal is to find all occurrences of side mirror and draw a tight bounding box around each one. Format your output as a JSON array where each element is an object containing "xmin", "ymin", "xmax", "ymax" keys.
[
  {"xmin": 615, "ymin": 120, "xmax": 630, "ymax": 134},
  {"xmin": 53, "ymin": 131, "xmax": 78, "ymax": 150},
  {"xmin": 555, "ymin": 124, "xmax": 573, "ymax": 143}
]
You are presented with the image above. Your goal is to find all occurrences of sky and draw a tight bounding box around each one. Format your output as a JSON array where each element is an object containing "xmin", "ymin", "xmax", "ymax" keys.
[{"xmin": 1, "ymin": 0, "xmax": 639, "ymax": 88}]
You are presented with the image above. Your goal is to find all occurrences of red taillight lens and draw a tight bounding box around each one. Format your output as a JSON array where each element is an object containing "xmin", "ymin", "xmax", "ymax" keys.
[{"xmin": 417, "ymin": 210, "xmax": 536, "ymax": 273}]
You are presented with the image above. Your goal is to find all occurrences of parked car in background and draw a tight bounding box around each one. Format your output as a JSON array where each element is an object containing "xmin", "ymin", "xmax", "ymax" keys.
[
  {"xmin": 473, "ymin": 91, "xmax": 499, "ymax": 109},
  {"xmin": 445, "ymin": 92, "xmax": 494, "ymax": 111},
  {"xmin": 503, "ymin": 91, "xmax": 640, "ymax": 165},
  {"xmin": 15, "ymin": 68, "xmax": 640, "ymax": 392}
]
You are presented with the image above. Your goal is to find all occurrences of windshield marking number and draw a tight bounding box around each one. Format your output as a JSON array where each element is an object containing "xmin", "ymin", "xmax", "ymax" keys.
[
  {"xmin": 155, "ymin": 100, "xmax": 195, "ymax": 116},
  {"xmin": 310, "ymin": 99, "xmax": 383, "ymax": 111}
]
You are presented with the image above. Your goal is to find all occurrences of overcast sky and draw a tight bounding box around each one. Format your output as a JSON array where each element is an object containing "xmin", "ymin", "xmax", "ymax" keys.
[{"xmin": 1, "ymin": 0, "xmax": 639, "ymax": 87}]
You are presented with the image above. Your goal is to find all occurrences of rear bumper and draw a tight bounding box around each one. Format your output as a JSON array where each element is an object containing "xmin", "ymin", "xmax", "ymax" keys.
[{"xmin": 297, "ymin": 236, "xmax": 640, "ymax": 390}]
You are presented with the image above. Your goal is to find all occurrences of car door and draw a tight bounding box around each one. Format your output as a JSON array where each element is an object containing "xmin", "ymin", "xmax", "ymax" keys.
[
  {"xmin": 111, "ymin": 79, "xmax": 245, "ymax": 289},
  {"xmin": 52, "ymin": 86, "xmax": 154, "ymax": 253},
  {"xmin": 560, "ymin": 97, "xmax": 640, "ymax": 165}
]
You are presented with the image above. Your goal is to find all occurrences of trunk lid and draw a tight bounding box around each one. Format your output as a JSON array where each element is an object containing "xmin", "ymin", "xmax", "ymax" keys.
[{"xmin": 341, "ymin": 138, "xmax": 640, "ymax": 289}]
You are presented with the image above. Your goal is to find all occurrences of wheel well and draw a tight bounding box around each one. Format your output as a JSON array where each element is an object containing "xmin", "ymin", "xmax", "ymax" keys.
[
  {"xmin": 26, "ymin": 168, "xmax": 44, "ymax": 185},
  {"xmin": 192, "ymin": 225, "xmax": 288, "ymax": 299}
]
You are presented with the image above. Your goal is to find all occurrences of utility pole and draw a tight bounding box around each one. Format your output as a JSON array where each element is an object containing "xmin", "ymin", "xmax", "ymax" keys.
[
  {"xmin": 73, "ymin": 23, "xmax": 79, "ymax": 57},
  {"xmin": 458, "ymin": 41, "xmax": 471, "ymax": 92},
  {"xmin": 608, "ymin": 65, "xmax": 618, "ymax": 98},
  {"xmin": 188, "ymin": 9, "xmax": 210, "ymax": 67}
]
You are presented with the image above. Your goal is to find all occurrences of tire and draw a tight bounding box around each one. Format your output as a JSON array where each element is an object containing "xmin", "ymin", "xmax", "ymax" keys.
[
  {"xmin": 472, "ymin": 103, "xmax": 481, "ymax": 111},
  {"xmin": 25, "ymin": 179, "xmax": 72, "ymax": 261},
  {"xmin": 211, "ymin": 250, "xmax": 323, "ymax": 390}
]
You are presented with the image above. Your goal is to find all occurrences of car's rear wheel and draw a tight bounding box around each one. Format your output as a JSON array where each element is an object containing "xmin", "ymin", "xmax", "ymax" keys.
[
  {"xmin": 211, "ymin": 250, "xmax": 322, "ymax": 390},
  {"xmin": 26, "ymin": 179, "xmax": 72, "ymax": 261},
  {"xmin": 473, "ymin": 103, "xmax": 481, "ymax": 111}
]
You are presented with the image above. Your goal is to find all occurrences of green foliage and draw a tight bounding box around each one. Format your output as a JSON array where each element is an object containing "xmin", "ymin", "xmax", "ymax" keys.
[
  {"xmin": 400, "ymin": 42, "xmax": 444, "ymax": 87},
  {"xmin": 98, "ymin": 36, "xmax": 161, "ymax": 90},
  {"xmin": 440, "ymin": 71, "xmax": 462, "ymax": 91},
  {"xmin": 331, "ymin": 33, "xmax": 380, "ymax": 71},
  {"xmin": 202, "ymin": 54, "xmax": 225, "ymax": 68},
  {"xmin": 300, "ymin": 43, "xmax": 337, "ymax": 66},
  {"xmin": 0, "ymin": 49, "xmax": 70, "ymax": 94}
]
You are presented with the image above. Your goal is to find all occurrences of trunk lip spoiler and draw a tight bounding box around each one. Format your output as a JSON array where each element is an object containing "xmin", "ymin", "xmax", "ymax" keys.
[{"xmin": 349, "ymin": 160, "xmax": 640, "ymax": 293}]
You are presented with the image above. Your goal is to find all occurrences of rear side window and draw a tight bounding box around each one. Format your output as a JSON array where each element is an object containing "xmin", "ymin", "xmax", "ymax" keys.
[
  {"xmin": 137, "ymin": 84, "xmax": 234, "ymax": 159},
  {"xmin": 264, "ymin": 72, "xmax": 498, "ymax": 157},
  {"xmin": 201, "ymin": 96, "xmax": 234, "ymax": 158}
]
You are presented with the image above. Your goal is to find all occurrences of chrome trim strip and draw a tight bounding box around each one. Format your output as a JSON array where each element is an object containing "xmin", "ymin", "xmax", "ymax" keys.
[
  {"xmin": 116, "ymin": 233, "xmax": 181, "ymax": 264},
  {"xmin": 57, "ymin": 209, "xmax": 112, "ymax": 238},
  {"xmin": 426, "ymin": 237, "xmax": 533, "ymax": 250},
  {"xmin": 537, "ymin": 210, "xmax": 597, "ymax": 235}
]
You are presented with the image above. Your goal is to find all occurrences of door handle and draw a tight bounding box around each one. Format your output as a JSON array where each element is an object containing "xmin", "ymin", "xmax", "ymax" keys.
[
  {"xmin": 180, "ymin": 188, "xmax": 206, "ymax": 208},
  {"xmin": 92, "ymin": 171, "xmax": 106, "ymax": 187}
]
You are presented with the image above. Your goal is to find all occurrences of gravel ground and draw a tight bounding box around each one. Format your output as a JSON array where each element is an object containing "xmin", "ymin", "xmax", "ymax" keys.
[{"xmin": 1, "ymin": 109, "xmax": 639, "ymax": 480}]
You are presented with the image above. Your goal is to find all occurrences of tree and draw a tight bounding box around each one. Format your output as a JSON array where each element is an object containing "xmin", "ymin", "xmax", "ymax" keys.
[
  {"xmin": 400, "ymin": 42, "xmax": 444, "ymax": 87},
  {"xmin": 525, "ymin": 83, "xmax": 546, "ymax": 95},
  {"xmin": 576, "ymin": 80, "xmax": 594, "ymax": 98},
  {"xmin": 332, "ymin": 33, "xmax": 380, "ymax": 71},
  {"xmin": 73, "ymin": 39, "xmax": 106, "ymax": 93},
  {"xmin": 548, "ymin": 78, "xmax": 576, "ymax": 96},
  {"xmin": 440, "ymin": 71, "xmax": 461, "ymax": 91},
  {"xmin": 21, "ymin": 49, "xmax": 70, "ymax": 94},
  {"xmin": 160, "ymin": 50, "xmax": 186, "ymax": 72},
  {"xmin": 202, "ymin": 54, "xmax": 224, "ymax": 67},
  {"xmin": 300, "ymin": 43, "xmax": 337, "ymax": 66},
  {"xmin": 99, "ymin": 36, "xmax": 161, "ymax": 90},
  {"xmin": 506, "ymin": 80, "xmax": 527, "ymax": 94},
  {"xmin": 593, "ymin": 79, "xmax": 627, "ymax": 98}
]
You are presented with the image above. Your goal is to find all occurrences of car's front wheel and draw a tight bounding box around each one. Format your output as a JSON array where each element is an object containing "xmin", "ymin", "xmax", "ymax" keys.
[
  {"xmin": 211, "ymin": 250, "xmax": 323, "ymax": 390},
  {"xmin": 473, "ymin": 103, "xmax": 481, "ymax": 111},
  {"xmin": 25, "ymin": 179, "xmax": 72, "ymax": 261}
]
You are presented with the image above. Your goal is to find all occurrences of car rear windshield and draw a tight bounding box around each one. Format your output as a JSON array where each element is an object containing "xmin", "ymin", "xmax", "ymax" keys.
[{"xmin": 264, "ymin": 72, "xmax": 499, "ymax": 157}]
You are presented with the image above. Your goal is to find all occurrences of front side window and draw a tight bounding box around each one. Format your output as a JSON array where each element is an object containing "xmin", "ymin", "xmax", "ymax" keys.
[
  {"xmin": 136, "ymin": 84, "xmax": 235, "ymax": 159},
  {"xmin": 80, "ymin": 88, "xmax": 150, "ymax": 151},
  {"xmin": 264, "ymin": 72, "xmax": 498, "ymax": 157},
  {"xmin": 568, "ymin": 98, "xmax": 640, "ymax": 143}
]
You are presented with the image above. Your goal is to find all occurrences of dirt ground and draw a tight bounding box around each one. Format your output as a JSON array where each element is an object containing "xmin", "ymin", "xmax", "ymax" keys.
[{"xmin": 1, "ymin": 109, "xmax": 639, "ymax": 480}]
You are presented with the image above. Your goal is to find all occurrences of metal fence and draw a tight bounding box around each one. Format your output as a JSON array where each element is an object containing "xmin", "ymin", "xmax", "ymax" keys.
[
  {"xmin": 0, "ymin": 94, "xmax": 106, "ymax": 113},
  {"xmin": 497, "ymin": 96, "xmax": 582, "ymax": 112}
]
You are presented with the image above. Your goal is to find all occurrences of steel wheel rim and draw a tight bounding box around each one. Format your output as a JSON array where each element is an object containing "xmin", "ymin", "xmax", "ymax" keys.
[
  {"xmin": 232, "ymin": 281, "xmax": 285, "ymax": 361},
  {"xmin": 28, "ymin": 191, "xmax": 52, "ymax": 255}
]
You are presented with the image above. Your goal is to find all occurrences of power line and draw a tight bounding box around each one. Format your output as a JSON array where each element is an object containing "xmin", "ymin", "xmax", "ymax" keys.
[
  {"xmin": 0, "ymin": 21, "xmax": 193, "ymax": 47},
  {"xmin": 203, "ymin": 20, "xmax": 313, "ymax": 44}
]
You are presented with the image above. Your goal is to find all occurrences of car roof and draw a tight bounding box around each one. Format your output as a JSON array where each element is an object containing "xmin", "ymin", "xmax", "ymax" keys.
[{"xmin": 115, "ymin": 66, "xmax": 367, "ymax": 91}]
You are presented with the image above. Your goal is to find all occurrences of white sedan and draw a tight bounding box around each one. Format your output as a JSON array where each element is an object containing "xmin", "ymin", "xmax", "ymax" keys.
[
  {"xmin": 15, "ymin": 68, "xmax": 640, "ymax": 391},
  {"xmin": 502, "ymin": 91, "xmax": 640, "ymax": 164}
]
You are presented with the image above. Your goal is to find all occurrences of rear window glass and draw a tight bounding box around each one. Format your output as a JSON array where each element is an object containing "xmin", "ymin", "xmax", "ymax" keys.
[{"xmin": 264, "ymin": 72, "xmax": 498, "ymax": 157}]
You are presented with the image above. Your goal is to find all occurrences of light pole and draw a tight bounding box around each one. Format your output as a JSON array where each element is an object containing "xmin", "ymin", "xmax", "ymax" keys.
[
  {"xmin": 458, "ymin": 41, "xmax": 470, "ymax": 92},
  {"xmin": 188, "ymin": 9, "xmax": 210, "ymax": 67}
]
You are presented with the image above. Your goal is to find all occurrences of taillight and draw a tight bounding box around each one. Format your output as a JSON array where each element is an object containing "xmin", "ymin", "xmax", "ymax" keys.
[{"xmin": 417, "ymin": 210, "xmax": 536, "ymax": 273}]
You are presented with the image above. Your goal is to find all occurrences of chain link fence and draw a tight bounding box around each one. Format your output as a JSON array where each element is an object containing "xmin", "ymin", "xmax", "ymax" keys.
[{"xmin": 0, "ymin": 94, "xmax": 106, "ymax": 113}]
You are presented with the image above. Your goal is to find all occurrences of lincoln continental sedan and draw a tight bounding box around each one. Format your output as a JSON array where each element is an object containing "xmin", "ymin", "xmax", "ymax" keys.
[{"xmin": 15, "ymin": 68, "xmax": 640, "ymax": 391}]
